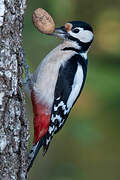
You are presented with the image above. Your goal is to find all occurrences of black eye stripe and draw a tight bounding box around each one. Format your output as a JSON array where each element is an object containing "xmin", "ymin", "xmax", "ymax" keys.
[{"xmin": 72, "ymin": 29, "xmax": 80, "ymax": 33}]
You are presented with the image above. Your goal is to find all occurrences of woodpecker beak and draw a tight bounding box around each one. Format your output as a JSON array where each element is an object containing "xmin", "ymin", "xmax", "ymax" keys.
[{"xmin": 52, "ymin": 26, "xmax": 68, "ymax": 40}]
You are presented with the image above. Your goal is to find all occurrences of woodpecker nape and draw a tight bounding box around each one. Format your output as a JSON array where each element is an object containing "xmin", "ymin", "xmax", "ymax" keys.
[{"xmin": 27, "ymin": 21, "xmax": 94, "ymax": 172}]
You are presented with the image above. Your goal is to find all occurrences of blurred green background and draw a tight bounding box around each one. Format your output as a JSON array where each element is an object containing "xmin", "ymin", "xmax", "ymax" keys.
[{"xmin": 23, "ymin": 0, "xmax": 120, "ymax": 180}]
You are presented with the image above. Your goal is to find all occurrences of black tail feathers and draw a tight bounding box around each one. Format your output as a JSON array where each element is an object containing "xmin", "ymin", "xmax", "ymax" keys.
[{"xmin": 27, "ymin": 136, "xmax": 45, "ymax": 172}]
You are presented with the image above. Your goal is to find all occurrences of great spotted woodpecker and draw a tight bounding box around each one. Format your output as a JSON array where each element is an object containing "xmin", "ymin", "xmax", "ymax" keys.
[{"xmin": 27, "ymin": 21, "xmax": 94, "ymax": 171}]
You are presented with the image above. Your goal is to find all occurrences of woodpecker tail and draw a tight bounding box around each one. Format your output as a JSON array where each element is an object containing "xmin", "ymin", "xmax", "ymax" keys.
[{"xmin": 27, "ymin": 136, "xmax": 45, "ymax": 172}]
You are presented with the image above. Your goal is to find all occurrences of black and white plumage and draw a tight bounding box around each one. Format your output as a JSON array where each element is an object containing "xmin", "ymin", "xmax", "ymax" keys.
[
  {"xmin": 43, "ymin": 54, "xmax": 88, "ymax": 153},
  {"xmin": 27, "ymin": 21, "xmax": 94, "ymax": 171}
]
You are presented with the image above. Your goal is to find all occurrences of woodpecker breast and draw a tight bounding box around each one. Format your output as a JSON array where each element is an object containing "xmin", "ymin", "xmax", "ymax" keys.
[{"xmin": 32, "ymin": 40, "xmax": 79, "ymax": 109}]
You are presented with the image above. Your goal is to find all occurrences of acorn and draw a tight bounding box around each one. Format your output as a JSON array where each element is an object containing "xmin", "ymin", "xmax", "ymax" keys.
[{"xmin": 32, "ymin": 8, "xmax": 55, "ymax": 34}]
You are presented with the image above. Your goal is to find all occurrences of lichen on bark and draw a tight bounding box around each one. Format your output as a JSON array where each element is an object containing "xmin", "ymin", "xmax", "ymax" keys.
[{"xmin": 0, "ymin": 0, "xmax": 29, "ymax": 179}]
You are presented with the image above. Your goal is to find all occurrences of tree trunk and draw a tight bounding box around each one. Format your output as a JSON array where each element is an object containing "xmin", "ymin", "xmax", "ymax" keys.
[{"xmin": 0, "ymin": 0, "xmax": 29, "ymax": 179}]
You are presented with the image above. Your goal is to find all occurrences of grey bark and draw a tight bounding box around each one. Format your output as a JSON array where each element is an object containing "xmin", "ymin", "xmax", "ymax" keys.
[{"xmin": 0, "ymin": 0, "xmax": 29, "ymax": 179}]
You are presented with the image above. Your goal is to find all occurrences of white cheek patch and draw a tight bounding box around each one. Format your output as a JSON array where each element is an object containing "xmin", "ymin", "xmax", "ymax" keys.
[
  {"xmin": 69, "ymin": 28, "xmax": 93, "ymax": 43},
  {"xmin": 79, "ymin": 30, "xmax": 93, "ymax": 43}
]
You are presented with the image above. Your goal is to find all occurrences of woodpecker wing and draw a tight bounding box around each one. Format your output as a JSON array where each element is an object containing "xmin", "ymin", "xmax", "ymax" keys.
[{"xmin": 43, "ymin": 54, "xmax": 87, "ymax": 153}]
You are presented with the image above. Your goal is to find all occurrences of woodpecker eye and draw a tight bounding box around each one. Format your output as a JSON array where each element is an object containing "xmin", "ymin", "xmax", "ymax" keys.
[{"xmin": 72, "ymin": 29, "xmax": 80, "ymax": 33}]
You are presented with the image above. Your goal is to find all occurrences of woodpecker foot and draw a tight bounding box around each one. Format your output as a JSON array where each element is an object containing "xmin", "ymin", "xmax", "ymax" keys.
[{"xmin": 22, "ymin": 48, "xmax": 32, "ymax": 89}]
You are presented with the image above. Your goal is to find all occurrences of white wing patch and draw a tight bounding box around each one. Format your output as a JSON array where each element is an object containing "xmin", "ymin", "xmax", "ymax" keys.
[
  {"xmin": 67, "ymin": 63, "xmax": 83, "ymax": 110},
  {"xmin": 52, "ymin": 63, "xmax": 83, "ymax": 115},
  {"xmin": 51, "ymin": 114, "xmax": 62, "ymax": 123},
  {"xmin": 46, "ymin": 63, "xmax": 84, "ymax": 146},
  {"xmin": 54, "ymin": 101, "xmax": 66, "ymax": 111}
]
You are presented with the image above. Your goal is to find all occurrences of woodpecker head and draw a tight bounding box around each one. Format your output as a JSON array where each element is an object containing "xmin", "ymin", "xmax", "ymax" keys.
[{"xmin": 52, "ymin": 21, "xmax": 94, "ymax": 52}]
